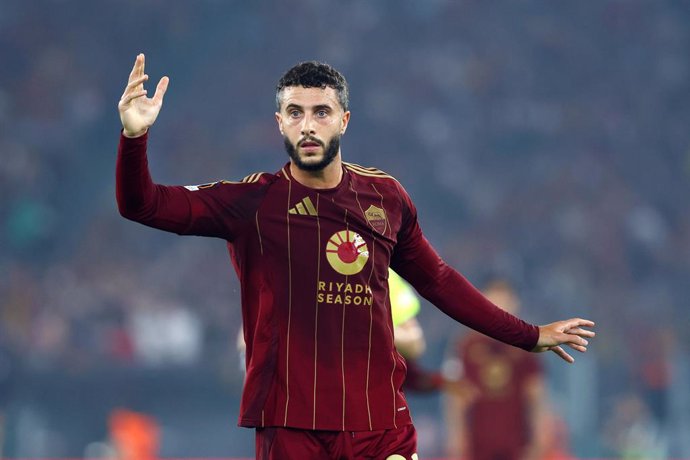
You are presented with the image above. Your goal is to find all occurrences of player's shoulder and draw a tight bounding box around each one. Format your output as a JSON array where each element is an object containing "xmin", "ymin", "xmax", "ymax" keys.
[
  {"xmin": 343, "ymin": 162, "xmax": 416, "ymax": 210},
  {"xmin": 343, "ymin": 162, "xmax": 401, "ymax": 185},
  {"xmin": 183, "ymin": 171, "xmax": 277, "ymax": 191},
  {"xmin": 345, "ymin": 161, "xmax": 415, "ymax": 203}
]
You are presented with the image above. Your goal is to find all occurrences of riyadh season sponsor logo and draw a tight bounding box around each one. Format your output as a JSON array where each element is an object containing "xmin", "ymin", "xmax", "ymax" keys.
[{"xmin": 325, "ymin": 230, "xmax": 369, "ymax": 275}]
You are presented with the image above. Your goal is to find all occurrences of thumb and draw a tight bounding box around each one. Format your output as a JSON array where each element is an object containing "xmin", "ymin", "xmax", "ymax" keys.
[{"xmin": 152, "ymin": 76, "xmax": 169, "ymax": 104}]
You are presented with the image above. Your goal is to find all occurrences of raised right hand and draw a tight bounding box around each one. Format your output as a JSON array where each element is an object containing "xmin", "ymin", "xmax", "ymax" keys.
[{"xmin": 118, "ymin": 53, "xmax": 169, "ymax": 138}]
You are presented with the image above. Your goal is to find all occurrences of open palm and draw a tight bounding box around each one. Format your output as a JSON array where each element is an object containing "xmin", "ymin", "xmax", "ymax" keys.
[{"xmin": 118, "ymin": 53, "xmax": 169, "ymax": 137}]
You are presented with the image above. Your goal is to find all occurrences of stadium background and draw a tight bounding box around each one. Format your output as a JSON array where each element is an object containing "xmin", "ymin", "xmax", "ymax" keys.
[{"xmin": 1, "ymin": 0, "xmax": 689, "ymax": 458}]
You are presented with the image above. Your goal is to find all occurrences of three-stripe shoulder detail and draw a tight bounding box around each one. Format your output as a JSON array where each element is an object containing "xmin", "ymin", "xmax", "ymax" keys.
[
  {"xmin": 183, "ymin": 172, "xmax": 268, "ymax": 191},
  {"xmin": 227, "ymin": 172, "xmax": 266, "ymax": 184},
  {"xmin": 343, "ymin": 162, "xmax": 397, "ymax": 181},
  {"xmin": 210, "ymin": 172, "xmax": 267, "ymax": 186}
]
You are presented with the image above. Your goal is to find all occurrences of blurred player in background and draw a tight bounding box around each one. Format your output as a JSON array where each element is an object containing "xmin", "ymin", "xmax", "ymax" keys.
[
  {"xmin": 116, "ymin": 54, "xmax": 594, "ymax": 460},
  {"xmin": 389, "ymin": 269, "xmax": 446, "ymax": 393},
  {"xmin": 444, "ymin": 278, "xmax": 558, "ymax": 460}
]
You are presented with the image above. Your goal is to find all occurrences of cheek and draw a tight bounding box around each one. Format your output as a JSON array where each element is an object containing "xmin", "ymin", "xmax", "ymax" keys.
[
  {"xmin": 320, "ymin": 119, "xmax": 341, "ymax": 132},
  {"xmin": 282, "ymin": 127, "xmax": 302, "ymax": 143},
  {"xmin": 281, "ymin": 120, "xmax": 297, "ymax": 133}
]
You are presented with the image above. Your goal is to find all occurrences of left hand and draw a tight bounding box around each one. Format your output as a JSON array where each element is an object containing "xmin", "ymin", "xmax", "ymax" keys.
[{"xmin": 532, "ymin": 318, "xmax": 595, "ymax": 363}]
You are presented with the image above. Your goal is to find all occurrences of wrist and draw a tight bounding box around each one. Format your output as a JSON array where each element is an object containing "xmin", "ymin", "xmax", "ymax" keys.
[{"xmin": 122, "ymin": 128, "xmax": 148, "ymax": 138}]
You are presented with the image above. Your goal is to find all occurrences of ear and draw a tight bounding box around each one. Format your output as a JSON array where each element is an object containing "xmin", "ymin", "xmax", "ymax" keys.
[
  {"xmin": 275, "ymin": 112, "xmax": 284, "ymax": 135},
  {"xmin": 340, "ymin": 111, "xmax": 351, "ymax": 135}
]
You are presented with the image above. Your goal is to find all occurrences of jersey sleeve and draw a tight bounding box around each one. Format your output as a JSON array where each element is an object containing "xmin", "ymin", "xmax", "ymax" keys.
[
  {"xmin": 116, "ymin": 132, "xmax": 267, "ymax": 239},
  {"xmin": 389, "ymin": 184, "xmax": 539, "ymax": 351}
]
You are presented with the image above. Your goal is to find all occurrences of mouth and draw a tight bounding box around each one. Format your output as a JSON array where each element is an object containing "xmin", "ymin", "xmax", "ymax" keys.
[{"xmin": 299, "ymin": 140, "xmax": 323, "ymax": 154}]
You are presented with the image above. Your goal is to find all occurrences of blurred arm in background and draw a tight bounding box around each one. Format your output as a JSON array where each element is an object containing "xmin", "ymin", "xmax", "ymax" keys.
[{"xmin": 390, "ymin": 269, "xmax": 447, "ymax": 393}]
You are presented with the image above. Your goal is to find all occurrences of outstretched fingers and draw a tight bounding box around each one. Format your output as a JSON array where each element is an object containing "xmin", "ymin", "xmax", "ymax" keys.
[
  {"xmin": 565, "ymin": 341, "xmax": 587, "ymax": 353},
  {"xmin": 121, "ymin": 74, "xmax": 149, "ymax": 100},
  {"xmin": 550, "ymin": 346, "xmax": 574, "ymax": 363},
  {"xmin": 559, "ymin": 319, "xmax": 595, "ymax": 344},
  {"xmin": 562, "ymin": 329, "xmax": 589, "ymax": 348},
  {"xmin": 120, "ymin": 54, "xmax": 148, "ymax": 109},
  {"xmin": 119, "ymin": 53, "xmax": 166, "ymax": 137},
  {"xmin": 120, "ymin": 89, "xmax": 147, "ymax": 106},
  {"xmin": 127, "ymin": 74, "xmax": 149, "ymax": 90},
  {"xmin": 127, "ymin": 54, "xmax": 145, "ymax": 85},
  {"xmin": 566, "ymin": 327, "xmax": 596, "ymax": 338},
  {"xmin": 555, "ymin": 319, "xmax": 595, "ymax": 360},
  {"xmin": 127, "ymin": 55, "xmax": 139, "ymax": 81},
  {"xmin": 119, "ymin": 55, "xmax": 168, "ymax": 109},
  {"xmin": 561, "ymin": 318, "xmax": 595, "ymax": 331},
  {"xmin": 137, "ymin": 53, "xmax": 145, "ymax": 81},
  {"xmin": 535, "ymin": 317, "xmax": 595, "ymax": 363}
]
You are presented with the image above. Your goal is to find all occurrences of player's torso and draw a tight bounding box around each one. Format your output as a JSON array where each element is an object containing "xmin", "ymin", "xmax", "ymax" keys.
[
  {"xmin": 234, "ymin": 165, "xmax": 411, "ymax": 430},
  {"xmin": 248, "ymin": 166, "xmax": 402, "ymax": 326}
]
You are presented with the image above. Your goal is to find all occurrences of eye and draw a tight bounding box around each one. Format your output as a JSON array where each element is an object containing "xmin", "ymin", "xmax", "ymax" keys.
[
  {"xmin": 316, "ymin": 110, "xmax": 328, "ymax": 118},
  {"xmin": 289, "ymin": 110, "xmax": 301, "ymax": 118}
]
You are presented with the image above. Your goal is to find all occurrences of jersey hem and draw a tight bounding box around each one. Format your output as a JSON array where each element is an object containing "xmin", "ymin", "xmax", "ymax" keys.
[{"xmin": 238, "ymin": 417, "xmax": 413, "ymax": 432}]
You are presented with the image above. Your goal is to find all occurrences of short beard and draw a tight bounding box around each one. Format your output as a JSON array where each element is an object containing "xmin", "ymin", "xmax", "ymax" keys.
[{"xmin": 284, "ymin": 134, "xmax": 341, "ymax": 172}]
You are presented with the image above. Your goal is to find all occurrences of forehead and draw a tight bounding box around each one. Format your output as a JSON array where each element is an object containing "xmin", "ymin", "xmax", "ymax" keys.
[{"xmin": 280, "ymin": 86, "xmax": 341, "ymax": 110}]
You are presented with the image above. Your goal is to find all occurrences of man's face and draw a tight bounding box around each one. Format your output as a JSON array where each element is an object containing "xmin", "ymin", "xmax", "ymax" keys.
[{"xmin": 276, "ymin": 86, "xmax": 350, "ymax": 171}]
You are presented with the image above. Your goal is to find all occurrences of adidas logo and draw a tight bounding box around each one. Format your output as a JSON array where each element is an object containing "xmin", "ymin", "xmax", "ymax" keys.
[{"xmin": 289, "ymin": 196, "xmax": 317, "ymax": 216}]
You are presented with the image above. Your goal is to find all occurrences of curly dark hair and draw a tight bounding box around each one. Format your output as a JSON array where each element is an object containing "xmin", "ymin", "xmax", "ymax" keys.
[{"xmin": 276, "ymin": 61, "xmax": 349, "ymax": 111}]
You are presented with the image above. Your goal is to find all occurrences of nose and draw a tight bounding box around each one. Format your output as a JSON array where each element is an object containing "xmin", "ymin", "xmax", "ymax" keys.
[{"xmin": 300, "ymin": 114, "xmax": 316, "ymax": 136}]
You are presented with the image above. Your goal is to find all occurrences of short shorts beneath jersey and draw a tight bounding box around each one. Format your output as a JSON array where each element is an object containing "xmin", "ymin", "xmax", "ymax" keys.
[{"xmin": 255, "ymin": 424, "xmax": 418, "ymax": 460}]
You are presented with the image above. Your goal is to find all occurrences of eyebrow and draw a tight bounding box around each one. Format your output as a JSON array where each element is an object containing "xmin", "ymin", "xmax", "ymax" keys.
[{"xmin": 285, "ymin": 103, "xmax": 333, "ymax": 112}]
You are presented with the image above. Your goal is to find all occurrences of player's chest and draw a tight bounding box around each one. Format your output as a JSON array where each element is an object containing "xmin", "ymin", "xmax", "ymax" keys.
[{"xmin": 255, "ymin": 185, "xmax": 400, "ymax": 256}]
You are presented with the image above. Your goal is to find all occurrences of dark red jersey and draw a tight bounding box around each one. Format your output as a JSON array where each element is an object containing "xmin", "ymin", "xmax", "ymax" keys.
[
  {"xmin": 458, "ymin": 333, "xmax": 542, "ymax": 459},
  {"xmin": 116, "ymin": 133, "xmax": 539, "ymax": 431}
]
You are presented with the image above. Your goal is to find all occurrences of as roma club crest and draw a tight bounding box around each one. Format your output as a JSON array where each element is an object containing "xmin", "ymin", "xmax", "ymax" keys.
[{"xmin": 364, "ymin": 205, "xmax": 387, "ymax": 233}]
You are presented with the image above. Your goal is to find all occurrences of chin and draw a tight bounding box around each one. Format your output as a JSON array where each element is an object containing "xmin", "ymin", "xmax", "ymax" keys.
[{"xmin": 301, "ymin": 155, "xmax": 323, "ymax": 165}]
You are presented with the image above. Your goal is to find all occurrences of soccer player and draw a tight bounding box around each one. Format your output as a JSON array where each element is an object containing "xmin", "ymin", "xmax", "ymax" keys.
[
  {"xmin": 116, "ymin": 54, "xmax": 595, "ymax": 460},
  {"xmin": 389, "ymin": 268, "xmax": 426, "ymax": 361},
  {"xmin": 443, "ymin": 278, "xmax": 550, "ymax": 460},
  {"xmin": 389, "ymin": 269, "xmax": 445, "ymax": 393}
]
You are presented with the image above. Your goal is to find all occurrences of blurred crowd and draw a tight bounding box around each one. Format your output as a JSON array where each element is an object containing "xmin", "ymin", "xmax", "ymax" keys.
[{"xmin": 1, "ymin": 0, "xmax": 689, "ymax": 457}]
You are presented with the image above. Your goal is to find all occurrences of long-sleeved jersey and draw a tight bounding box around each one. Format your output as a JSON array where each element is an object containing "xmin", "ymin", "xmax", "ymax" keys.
[{"xmin": 116, "ymin": 133, "xmax": 539, "ymax": 432}]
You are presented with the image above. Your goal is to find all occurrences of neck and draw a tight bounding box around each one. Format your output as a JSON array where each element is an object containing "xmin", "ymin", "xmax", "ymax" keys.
[{"xmin": 290, "ymin": 155, "xmax": 343, "ymax": 189}]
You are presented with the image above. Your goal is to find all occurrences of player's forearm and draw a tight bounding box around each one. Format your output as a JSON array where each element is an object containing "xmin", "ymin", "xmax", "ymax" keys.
[
  {"xmin": 115, "ymin": 132, "xmax": 194, "ymax": 233},
  {"xmin": 433, "ymin": 267, "xmax": 538, "ymax": 350},
  {"xmin": 402, "ymin": 360, "xmax": 444, "ymax": 393},
  {"xmin": 116, "ymin": 132, "xmax": 156, "ymax": 219},
  {"xmin": 395, "ymin": 244, "xmax": 538, "ymax": 350}
]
